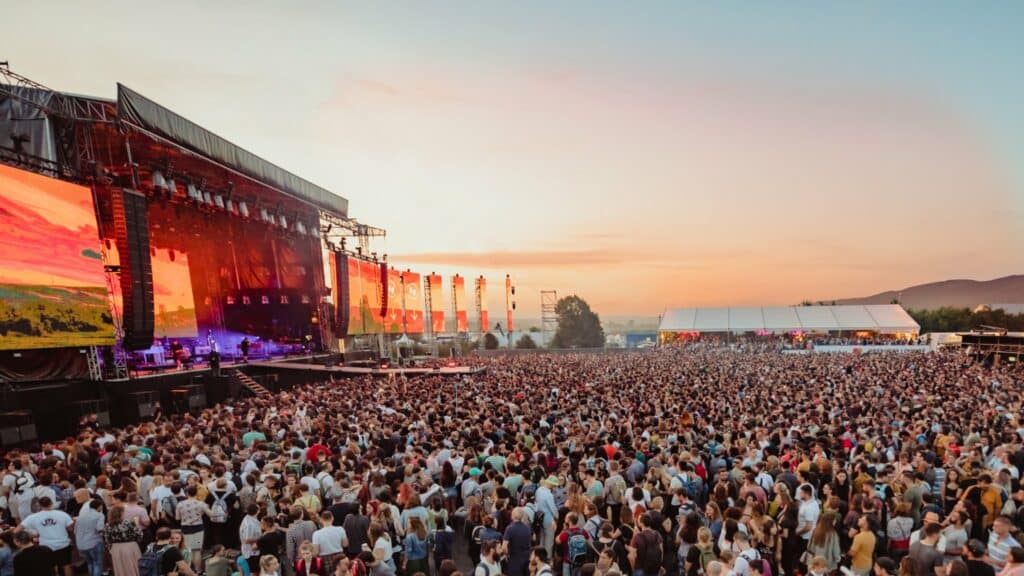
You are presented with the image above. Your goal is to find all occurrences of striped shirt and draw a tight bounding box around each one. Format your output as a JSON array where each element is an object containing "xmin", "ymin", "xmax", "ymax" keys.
[{"xmin": 986, "ymin": 533, "xmax": 1020, "ymax": 569}]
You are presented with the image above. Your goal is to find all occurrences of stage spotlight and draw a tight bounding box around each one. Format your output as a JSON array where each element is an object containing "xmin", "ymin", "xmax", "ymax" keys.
[
  {"xmin": 202, "ymin": 191, "xmax": 213, "ymax": 205},
  {"xmin": 224, "ymin": 198, "xmax": 234, "ymax": 213},
  {"xmin": 296, "ymin": 221, "xmax": 307, "ymax": 235},
  {"xmin": 279, "ymin": 214, "xmax": 288, "ymax": 228},
  {"xmin": 152, "ymin": 170, "xmax": 168, "ymax": 191},
  {"xmin": 310, "ymin": 224, "xmax": 320, "ymax": 239},
  {"xmin": 238, "ymin": 201, "xmax": 249, "ymax": 218},
  {"xmin": 260, "ymin": 208, "xmax": 270, "ymax": 222},
  {"xmin": 166, "ymin": 178, "xmax": 179, "ymax": 198},
  {"xmin": 214, "ymin": 195, "xmax": 225, "ymax": 209},
  {"xmin": 187, "ymin": 183, "xmax": 200, "ymax": 201}
]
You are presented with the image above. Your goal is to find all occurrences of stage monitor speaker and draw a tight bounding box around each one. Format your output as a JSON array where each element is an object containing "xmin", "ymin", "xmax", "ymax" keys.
[
  {"xmin": 188, "ymin": 393, "xmax": 207, "ymax": 409},
  {"xmin": 114, "ymin": 189, "xmax": 154, "ymax": 350},
  {"xmin": 0, "ymin": 428, "xmax": 20, "ymax": 446},
  {"xmin": 17, "ymin": 424, "xmax": 37, "ymax": 443},
  {"xmin": 128, "ymin": 390, "xmax": 158, "ymax": 420},
  {"xmin": 334, "ymin": 252, "xmax": 351, "ymax": 337}
]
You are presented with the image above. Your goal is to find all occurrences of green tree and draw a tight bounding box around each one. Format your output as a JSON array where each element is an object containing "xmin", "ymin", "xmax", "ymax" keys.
[
  {"xmin": 550, "ymin": 295, "xmax": 605, "ymax": 348},
  {"xmin": 516, "ymin": 334, "xmax": 538, "ymax": 349},
  {"xmin": 483, "ymin": 333, "xmax": 500, "ymax": 349},
  {"xmin": 907, "ymin": 307, "xmax": 1024, "ymax": 332}
]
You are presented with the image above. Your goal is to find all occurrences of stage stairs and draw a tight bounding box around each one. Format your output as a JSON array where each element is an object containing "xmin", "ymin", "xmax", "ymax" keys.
[{"xmin": 233, "ymin": 370, "xmax": 273, "ymax": 400}]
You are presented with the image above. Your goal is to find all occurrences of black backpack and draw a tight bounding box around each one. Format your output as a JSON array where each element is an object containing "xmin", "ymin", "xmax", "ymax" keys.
[{"xmin": 531, "ymin": 508, "xmax": 545, "ymax": 541}]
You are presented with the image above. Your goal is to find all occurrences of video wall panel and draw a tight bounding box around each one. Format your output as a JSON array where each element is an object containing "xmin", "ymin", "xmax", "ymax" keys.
[
  {"xmin": 453, "ymin": 274, "xmax": 468, "ymax": 333},
  {"xmin": 401, "ymin": 271, "xmax": 424, "ymax": 334},
  {"xmin": 0, "ymin": 165, "xmax": 115, "ymax": 350},
  {"xmin": 427, "ymin": 274, "xmax": 444, "ymax": 334},
  {"xmin": 151, "ymin": 249, "xmax": 199, "ymax": 338},
  {"xmin": 347, "ymin": 257, "xmax": 384, "ymax": 334},
  {"xmin": 384, "ymin": 267, "xmax": 403, "ymax": 333}
]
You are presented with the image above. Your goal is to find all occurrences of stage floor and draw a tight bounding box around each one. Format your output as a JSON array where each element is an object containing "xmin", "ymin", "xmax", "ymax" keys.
[{"xmin": 110, "ymin": 354, "xmax": 327, "ymax": 381}]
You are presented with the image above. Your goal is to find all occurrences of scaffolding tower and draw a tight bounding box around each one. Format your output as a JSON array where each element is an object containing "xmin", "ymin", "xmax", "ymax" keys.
[{"xmin": 541, "ymin": 290, "xmax": 558, "ymax": 344}]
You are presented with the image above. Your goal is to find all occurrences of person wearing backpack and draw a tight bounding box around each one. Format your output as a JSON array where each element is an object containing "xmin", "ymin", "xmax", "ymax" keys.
[
  {"xmin": 3, "ymin": 461, "xmax": 35, "ymax": 523},
  {"xmin": 140, "ymin": 526, "xmax": 195, "ymax": 576},
  {"xmin": 208, "ymin": 478, "xmax": 235, "ymax": 548},
  {"xmin": 603, "ymin": 463, "xmax": 628, "ymax": 529},
  {"xmin": 557, "ymin": 512, "xmax": 593, "ymax": 576},
  {"xmin": 475, "ymin": 540, "xmax": 503, "ymax": 576},
  {"xmin": 686, "ymin": 527, "xmax": 717, "ymax": 576}
]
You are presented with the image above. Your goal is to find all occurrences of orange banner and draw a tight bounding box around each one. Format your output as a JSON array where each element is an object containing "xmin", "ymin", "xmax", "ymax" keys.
[
  {"xmin": 453, "ymin": 274, "xmax": 468, "ymax": 333},
  {"xmin": 427, "ymin": 273, "xmax": 444, "ymax": 333},
  {"xmin": 401, "ymin": 271, "xmax": 424, "ymax": 334}
]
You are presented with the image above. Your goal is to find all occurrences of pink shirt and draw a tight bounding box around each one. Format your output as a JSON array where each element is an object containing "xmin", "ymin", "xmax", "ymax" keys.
[{"xmin": 124, "ymin": 503, "xmax": 151, "ymax": 528}]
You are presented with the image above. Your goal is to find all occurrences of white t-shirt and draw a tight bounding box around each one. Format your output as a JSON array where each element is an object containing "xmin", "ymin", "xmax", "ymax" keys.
[
  {"xmin": 21, "ymin": 509, "xmax": 73, "ymax": 550},
  {"xmin": 150, "ymin": 485, "xmax": 173, "ymax": 509},
  {"xmin": 301, "ymin": 476, "xmax": 321, "ymax": 496},
  {"xmin": 2, "ymin": 470, "xmax": 34, "ymax": 495},
  {"xmin": 798, "ymin": 499, "xmax": 821, "ymax": 541},
  {"xmin": 312, "ymin": 525, "xmax": 348, "ymax": 556},
  {"xmin": 374, "ymin": 535, "xmax": 394, "ymax": 561}
]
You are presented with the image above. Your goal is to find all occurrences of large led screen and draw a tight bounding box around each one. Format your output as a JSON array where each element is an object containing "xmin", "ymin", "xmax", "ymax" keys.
[
  {"xmin": 151, "ymin": 249, "xmax": 199, "ymax": 338},
  {"xmin": 401, "ymin": 271, "xmax": 424, "ymax": 334},
  {"xmin": 427, "ymin": 274, "xmax": 444, "ymax": 333},
  {"xmin": 0, "ymin": 165, "xmax": 114, "ymax": 350},
  {"xmin": 452, "ymin": 274, "xmax": 468, "ymax": 333},
  {"xmin": 384, "ymin": 267, "xmax": 403, "ymax": 333},
  {"xmin": 348, "ymin": 258, "xmax": 384, "ymax": 334}
]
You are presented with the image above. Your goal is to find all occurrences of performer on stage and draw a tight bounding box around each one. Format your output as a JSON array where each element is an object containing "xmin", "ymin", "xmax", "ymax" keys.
[{"xmin": 240, "ymin": 337, "xmax": 250, "ymax": 363}]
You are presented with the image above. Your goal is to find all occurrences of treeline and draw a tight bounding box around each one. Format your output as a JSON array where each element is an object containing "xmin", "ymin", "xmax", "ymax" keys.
[{"xmin": 908, "ymin": 307, "xmax": 1024, "ymax": 333}]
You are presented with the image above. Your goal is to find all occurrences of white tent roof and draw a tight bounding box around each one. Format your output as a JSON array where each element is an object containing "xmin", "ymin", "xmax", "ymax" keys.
[{"xmin": 659, "ymin": 304, "xmax": 919, "ymax": 334}]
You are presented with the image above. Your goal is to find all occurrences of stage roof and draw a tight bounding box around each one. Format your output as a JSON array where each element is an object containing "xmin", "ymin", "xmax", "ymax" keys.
[
  {"xmin": 117, "ymin": 84, "xmax": 347, "ymax": 217},
  {"xmin": 658, "ymin": 304, "xmax": 920, "ymax": 334}
]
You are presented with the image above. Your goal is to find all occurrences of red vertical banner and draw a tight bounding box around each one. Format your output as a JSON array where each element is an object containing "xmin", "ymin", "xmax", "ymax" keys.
[
  {"xmin": 385, "ymin": 267, "xmax": 403, "ymax": 333},
  {"xmin": 362, "ymin": 259, "xmax": 384, "ymax": 333},
  {"xmin": 477, "ymin": 276, "xmax": 489, "ymax": 332},
  {"xmin": 427, "ymin": 273, "xmax": 444, "ymax": 333},
  {"xmin": 505, "ymin": 274, "xmax": 514, "ymax": 332},
  {"xmin": 401, "ymin": 271, "xmax": 424, "ymax": 334},
  {"xmin": 452, "ymin": 274, "xmax": 468, "ymax": 333},
  {"xmin": 349, "ymin": 258, "xmax": 384, "ymax": 334},
  {"xmin": 347, "ymin": 256, "xmax": 364, "ymax": 334}
]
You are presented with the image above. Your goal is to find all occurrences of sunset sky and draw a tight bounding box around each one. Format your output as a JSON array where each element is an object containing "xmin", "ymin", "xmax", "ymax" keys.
[{"xmin": 6, "ymin": 2, "xmax": 1023, "ymax": 316}]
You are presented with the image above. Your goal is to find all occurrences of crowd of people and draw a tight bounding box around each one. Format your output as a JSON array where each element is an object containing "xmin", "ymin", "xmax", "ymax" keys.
[{"xmin": 1, "ymin": 348, "xmax": 1023, "ymax": 576}]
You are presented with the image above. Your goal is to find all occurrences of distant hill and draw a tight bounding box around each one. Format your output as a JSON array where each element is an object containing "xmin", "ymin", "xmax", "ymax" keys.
[{"xmin": 837, "ymin": 275, "xmax": 1024, "ymax": 309}]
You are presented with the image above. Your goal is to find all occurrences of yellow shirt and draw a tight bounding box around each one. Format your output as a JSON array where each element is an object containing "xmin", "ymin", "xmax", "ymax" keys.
[{"xmin": 849, "ymin": 531, "xmax": 877, "ymax": 569}]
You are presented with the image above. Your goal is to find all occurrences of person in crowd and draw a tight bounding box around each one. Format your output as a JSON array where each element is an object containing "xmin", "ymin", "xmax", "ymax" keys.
[
  {"xmin": 205, "ymin": 545, "xmax": 236, "ymax": 576},
  {"xmin": 1, "ymin": 349, "xmax": 1022, "ymax": 576},
  {"xmin": 75, "ymin": 498, "xmax": 105, "ymax": 576},
  {"xmin": 17, "ymin": 496, "xmax": 73, "ymax": 576},
  {"xmin": 312, "ymin": 510, "xmax": 348, "ymax": 573},
  {"xmin": 295, "ymin": 541, "xmax": 326, "ymax": 576}
]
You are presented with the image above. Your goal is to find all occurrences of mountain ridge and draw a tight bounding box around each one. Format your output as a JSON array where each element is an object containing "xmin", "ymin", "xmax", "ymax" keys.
[{"xmin": 836, "ymin": 274, "xmax": 1024, "ymax": 309}]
